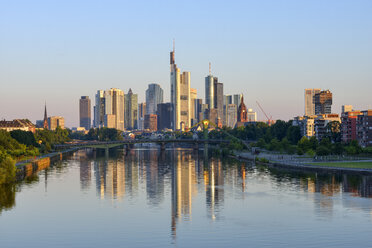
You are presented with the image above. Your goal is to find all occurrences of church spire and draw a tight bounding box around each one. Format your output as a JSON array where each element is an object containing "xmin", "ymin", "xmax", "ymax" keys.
[{"xmin": 43, "ymin": 102, "xmax": 48, "ymax": 129}]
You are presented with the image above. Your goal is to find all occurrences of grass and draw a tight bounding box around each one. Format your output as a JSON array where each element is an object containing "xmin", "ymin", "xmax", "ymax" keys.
[{"xmin": 307, "ymin": 161, "xmax": 372, "ymax": 169}]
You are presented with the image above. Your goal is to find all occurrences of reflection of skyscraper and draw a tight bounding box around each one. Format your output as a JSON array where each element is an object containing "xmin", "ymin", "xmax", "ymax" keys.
[
  {"xmin": 146, "ymin": 150, "xmax": 164, "ymax": 206},
  {"xmin": 206, "ymin": 159, "xmax": 224, "ymax": 220},
  {"xmin": 80, "ymin": 160, "xmax": 92, "ymax": 191},
  {"xmin": 94, "ymin": 156, "xmax": 126, "ymax": 200},
  {"xmin": 171, "ymin": 151, "xmax": 197, "ymax": 237}
]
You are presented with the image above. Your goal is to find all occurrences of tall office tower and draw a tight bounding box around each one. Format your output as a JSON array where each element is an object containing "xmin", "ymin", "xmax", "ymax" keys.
[
  {"xmin": 237, "ymin": 95, "xmax": 248, "ymax": 122},
  {"xmin": 205, "ymin": 64, "xmax": 223, "ymax": 124},
  {"xmin": 144, "ymin": 114, "xmax": 157, "ymax": 131},
  {"xmin": 79, "ymin": 96, "xmax": 91, "ymax": 130},
  {"xmin": 157, "ymin": 103, "xmax": 173, "ymax": 131},
  {"xmin": 138, "ymin": 102, "xmax": 146, "ymax": 130},
  {"xmin": 342, "ymin": 105, "xmax": 353, "ymax": 113},
  {"xmin": 223, "ymin": 95, "xmax": 233, "ymax": 126},
  {"xmin": 314, "ymin": 90, "xmax": 332, "ymax": 115},
  {"xmin": 247, "ymin": 109, "xmax": 257, "ymax": 122},
  {"xmin": 233, "ymin": 94, "xmax": 242, "ymax": 107},
  {"xmin": 304, "ymin": 88, "xmax": 321, "ymax": 116},
  {"xmin": 124, "ymin": 88, "xmax": 138, "ymax": 130},
  {"xmin": 94, "ymin": 90, "xmax": 105, "ymax": 128},
  {"xmin": 205, "ymin": 74, "xmax": 214, "ymax": 109},
  {"xmin": 226, "ymin": 104, "xmax": 237, "ymax": 128},
  {"xmin": 104, "ymin": 88, "xmax": 125, "ymax": 131},
  {"xmin": 48, "ymin": 116, "xmax": 65, "ymax": 130},
  {"xmin": 146, "ymin": 83, "xmax": 164, "ymax": 115},
  {"xmin": 190, "ymin": 88, "xmax": 197, "ymax": 123},
  {"xmin": 224, "ymin": 95, "xmax": 232, "ymax": 106},
  {"xmin": 170, "ymin": 44, "xmax": 190, "ymax": 130},
  {"xmin": 43, "ymin": 103, "xmax": 48, "ymax": 129},
  {"xmin": 194, "ymin": 99, "xmax": 203, "ymax": 123},
  {"xmin": 205, "ymin": 108, "xmax": 218, "ymax": 124},
  {"xmin": 214, "ymin": 81, "xmax": 224, "ymax": 122}
]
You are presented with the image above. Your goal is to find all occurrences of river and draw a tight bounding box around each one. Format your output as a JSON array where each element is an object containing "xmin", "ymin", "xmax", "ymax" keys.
[{"xmin": 1, "ymin": 148, "xmax": 372, "ymax": 247}]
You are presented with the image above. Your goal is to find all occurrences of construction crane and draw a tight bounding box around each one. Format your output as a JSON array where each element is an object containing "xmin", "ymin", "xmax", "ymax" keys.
[{"xmin": 256, "ymin": 101, "xmax": 274, "ymax": 125}]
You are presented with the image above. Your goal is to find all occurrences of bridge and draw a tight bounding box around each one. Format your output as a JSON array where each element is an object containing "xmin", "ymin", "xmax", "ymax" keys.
[
  {"xmin": 55, "ymin": 119, "xmax": 251, "ymax": 153},
  {"xmin": 54, "ymin": 139, "xmax": 230, "ymax": 152}
]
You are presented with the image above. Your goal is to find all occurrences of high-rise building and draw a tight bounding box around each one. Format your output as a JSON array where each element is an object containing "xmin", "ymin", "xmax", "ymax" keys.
[
  {"xmin": 79, "ymin": 96, "xmax": 91, "ymax": 130},
  {"xmin": 94, "ymin": 90, "xmax": 105, "ymax": 128},
  {"xmin": 104, "ymin": 88, "xmax": 125, "ymax": 131},
  {"xmin": 48, "ymin": 116, "xmax": 64, "ymax": 130},
  {"xmin": 190, "ymin": 88, "xmax": 197, "ymax": 123},
  {"xmin": 226, "ymin": 104, "xmax": 237, "ymax": 128},
  {"xmin": 214, "ymin": 81, "xmax": 223, "ymax": 122},
  {"xmin": 357, "ymin": 110, "xmax": 372, "ymax": 147},
  {"xmin": 125, "ymin": 88, "xmax": 138, "ymax": 130},
  {"xmin": 342, "ymin": 105, "xmax": 353, "ymax": 113},
  {"xmin": 144, "ymin": 114, "xmax": 157, "ymax": 131},
  {"xmin": 341, "ymin": 110, "xmax": 362, "ymax": 143},
  {"xmin": 233, "ymin": 94, "xmax": 242, "ymax": 107},
  {"xmin": 314, "ymin": 90, "xmax": 332, "ymax": 115},
  {"xmin": 138, "ymin": 102, "xmax": 146, "ymax": 130},
  {"xmin": 205, "ymin": 75, "xmax": 214, "ymax": 109},
  {"xmin": 157, "ymin": 103, "xmax": 173, "ymax": 131},
  {"xmin": 304, "ymin": 88, "xmax": 321, "ymax": 116},
  {"xmin": 146, "ymin": 84, "xmax": 163, "ymax": 115},
  {"xmin": 205, "ymin": 65, "xmax": 223, "ymax": 124},
  {"xmin": 170, "ymin": 45, "xmax": 190, "ymax": 130},
  {"xmin": 247, "ymin": 109, "xmax": 257, "ymax": 122},
  {"xmin": 194, "ymin": 99, "xmax": 203, "ymax": 124}
]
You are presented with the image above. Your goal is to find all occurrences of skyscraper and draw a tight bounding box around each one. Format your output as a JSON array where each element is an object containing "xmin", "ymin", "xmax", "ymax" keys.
[
  {"xmin": 104, "ymin": 88, "xmax": 125, "ymax": 131},
  {"xmin": 205, "ymin": 65, "xmax": 223, "ymax": 124},
  {"xmin": 146, "ymin": 84, "xmax": 164, "ymax": 115},
  {"xmin": 233, "ymin": 94, "xmax": 242, "ymax": 107},
  {"xmin": 125, "ymin": 88, "xmax": 138, "ymax": 130},
  {"xmin": 157, "ymin": 103, "xmax": 173, "ymax": 131},
  {"xmin": 170, "ymin": 43, "xmax": 191, "ymax": 130},
  {"xmin": 79, "ymin": 96, "xmax": 91, "ymax": 130},
  {"xmin": 314, "ymin": 90, "xmax": 332, "ymax": 115},
  {"xmin": 304, "ymin": 88, "xmax": 321, "ymax": 116},
  {"xmin": 190, "ymin": 88, "xmax": 197, "ymax": 124},
  {"xmin": 94, "ymin": 90, "xmax": 105, "ymax": 128},
  {"xmin": 226, "ymin": 104, "xmax": 237, "ymax": 128},
  {"xmin": 138, "ymin": 102, "xmax": 146, "ymax": 130}
]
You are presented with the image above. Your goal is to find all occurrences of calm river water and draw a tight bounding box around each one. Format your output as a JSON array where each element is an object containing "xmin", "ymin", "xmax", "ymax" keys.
[{"xmin": 1, "ymin": 148, "xmax": 372, "ymax": 247}]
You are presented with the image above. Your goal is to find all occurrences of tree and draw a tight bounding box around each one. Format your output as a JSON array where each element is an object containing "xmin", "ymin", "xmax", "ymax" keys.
[
  {"xmin": 0, "ymin": 152, "xmax": 16, "ymax": 185},
  {"xmin": 316, "ymin": 146, "xmax": 331, "ymax": 156}
]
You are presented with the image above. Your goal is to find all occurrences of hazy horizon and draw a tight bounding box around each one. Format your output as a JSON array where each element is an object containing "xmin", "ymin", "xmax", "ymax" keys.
[{"xmin": 1, "ymin": 0, "xmax": 371, "ymax": 128}]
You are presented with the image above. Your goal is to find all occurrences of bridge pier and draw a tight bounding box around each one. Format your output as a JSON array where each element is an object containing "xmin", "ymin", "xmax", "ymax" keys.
[
  {"xmin": 160, "ymin": 142, "xmax": 166, "ymax": 151},
  {"xmin": 193, "ymin": 142, "xmax": 199, "ymax": 151}
]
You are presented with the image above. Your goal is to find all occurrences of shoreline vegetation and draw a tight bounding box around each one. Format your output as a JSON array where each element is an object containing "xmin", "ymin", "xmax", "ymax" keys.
[{"xmin": 2, "ymin": 120, "xmax": 372, "ymax": 185}]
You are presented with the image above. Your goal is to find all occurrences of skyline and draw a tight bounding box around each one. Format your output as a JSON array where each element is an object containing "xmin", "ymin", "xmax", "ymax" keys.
[{"xmin": 1, "ymin": 0, "xmax": 372, "ymax": 127}]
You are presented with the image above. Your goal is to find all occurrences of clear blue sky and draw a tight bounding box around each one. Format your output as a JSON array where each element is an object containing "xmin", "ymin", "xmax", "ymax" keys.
[{"xmin": 1, "ymin": 0, "xmax": 371, "ymax": 127}]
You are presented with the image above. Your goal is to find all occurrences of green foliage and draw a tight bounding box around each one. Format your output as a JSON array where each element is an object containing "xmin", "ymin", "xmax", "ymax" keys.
[
  {"xmin": 0, "ymin": 130, "xmax": 39, "ymax": 159},
  {"xmin": 0, "ymin": 183, "xmax": 16, "ymax": 213},
  {"xmin": 0, "ymin": 153, "xmax": 16, "ymax": 185},
  {"xmin": 10, "ymin": 130, "xmax": 37, "ymax": 147},
  {"xmin": 316, "ymin": 146, "xmax": 331, "ymax": 156},
  {"xmin": 345, "ymin": 140, "xmax": 362, "ymax": 155},
  {"xmin": 306, "ymin": 149, "xmax": 316, "ymax": 157},
  {"xmin": 255, "ymin": 157, "xmax": 269, "ymax": 163},
  {"xmin": 35, "ymin": 127, "xmax": 70, "ymax": 152},
  {"xmin": 86, "ymin": 128, "xmax": 123, "ymax": 141},
  {"xmin": 268, "ymin": 138, "xmax": 281, "ymax": 151}
]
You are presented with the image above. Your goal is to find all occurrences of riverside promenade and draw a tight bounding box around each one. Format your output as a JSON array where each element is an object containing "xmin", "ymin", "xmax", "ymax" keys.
[{"xmin": 235, "ymin": 150, "xmax": 372, "ymax": 174}]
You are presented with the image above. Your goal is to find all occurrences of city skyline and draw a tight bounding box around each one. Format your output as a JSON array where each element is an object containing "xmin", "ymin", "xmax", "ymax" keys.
[{"xmin": 1, "ymin": 0, "xmax": 372, "ymax": 127}]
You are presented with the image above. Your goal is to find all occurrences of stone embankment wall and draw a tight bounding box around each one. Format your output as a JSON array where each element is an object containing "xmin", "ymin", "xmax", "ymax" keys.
[{"xmin": 16, "ymin": 149, "xmax": 77, "ymax": 181}]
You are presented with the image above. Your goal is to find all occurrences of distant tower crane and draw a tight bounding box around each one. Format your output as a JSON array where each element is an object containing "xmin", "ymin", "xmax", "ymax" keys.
[{"xmin": 256, "ymin": 101, "xmax": 274, "ymax": 125}]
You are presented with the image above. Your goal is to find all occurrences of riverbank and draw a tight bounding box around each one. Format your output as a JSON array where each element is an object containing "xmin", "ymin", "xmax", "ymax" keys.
[
  {"xmin": 233, "ymin": 151, "xmax": 372, "ymax": 174},
  {"xmin": 15, "ymin": 148, "xmax": 78, "ymax": 181}
]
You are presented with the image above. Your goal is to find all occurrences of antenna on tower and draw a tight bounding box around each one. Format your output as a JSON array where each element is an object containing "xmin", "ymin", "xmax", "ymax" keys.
[{"xmin": 209, "ymin": 62, "xmax": 211, "ymax": 75}]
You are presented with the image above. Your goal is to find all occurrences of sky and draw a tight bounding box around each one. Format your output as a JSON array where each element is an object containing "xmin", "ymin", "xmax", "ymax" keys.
[{"xmin": 1, "ymin": 0, "xmax": 371, "ymax": 128}]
